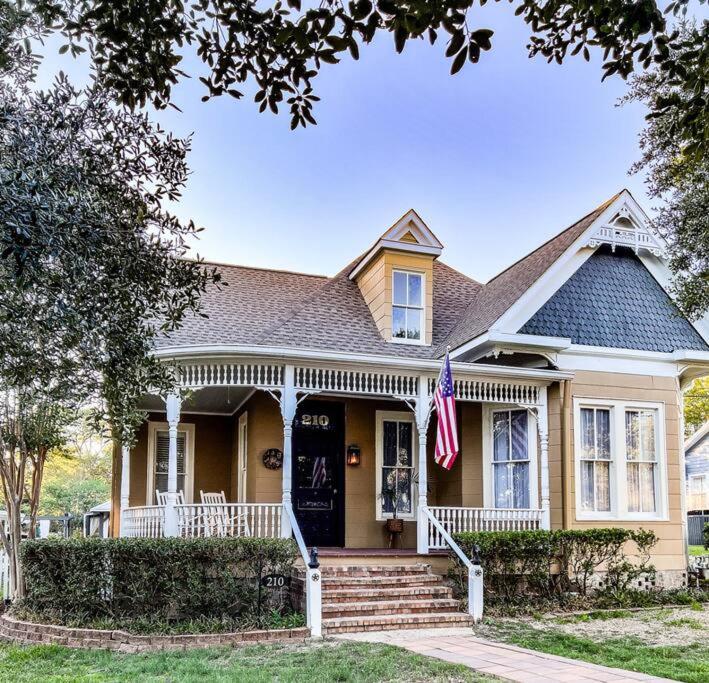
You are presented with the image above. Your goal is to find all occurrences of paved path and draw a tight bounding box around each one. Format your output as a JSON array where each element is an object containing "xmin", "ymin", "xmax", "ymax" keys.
[{"xmin": 336, "ymin": 628, "xmax": 674, "ymax": 683}]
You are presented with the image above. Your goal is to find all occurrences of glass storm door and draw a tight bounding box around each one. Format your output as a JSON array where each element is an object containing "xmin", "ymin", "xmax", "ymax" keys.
[{"xmin": 292, "ymin": 400, "xmax": 345, "ymax": 547}]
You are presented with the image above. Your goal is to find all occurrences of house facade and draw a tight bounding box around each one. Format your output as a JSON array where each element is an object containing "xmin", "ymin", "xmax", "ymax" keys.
[
  {"xmin": 685, "ymin": 422, "xmax": 709, "ymax": 513},
  {"xmin": 111, "ymin": 190, "xmax": 709, "ymax": 588}
]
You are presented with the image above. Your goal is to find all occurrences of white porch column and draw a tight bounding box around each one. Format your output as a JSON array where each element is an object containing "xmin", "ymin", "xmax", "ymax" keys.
[
  {"xmin": 119, "ymin": 444, "xmax": 130, "ymax": 537},
  {"xmin": 164, "ymin": 392, "xmax": 182, "ymax": 537},
  {"xmin": 416, "ymin": 375, "xmax": 431, "ymax": 554},
  {"xmin": 280, "ymin": 365, "xmax": 297, "ymax": 538},
  {"xmin": 538, "ymin": 386, "xmax": 551, "ymax": 530}
]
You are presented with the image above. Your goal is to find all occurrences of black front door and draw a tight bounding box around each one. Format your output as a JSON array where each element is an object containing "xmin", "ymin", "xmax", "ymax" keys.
[{"xmin": 292, "ymin": 400, "xmax": 345, "ymax": 547}]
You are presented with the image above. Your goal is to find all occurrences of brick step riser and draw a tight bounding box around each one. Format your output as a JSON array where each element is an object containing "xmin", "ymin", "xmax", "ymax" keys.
[
  {"xmin": 319, "ymin": 566, "xmax": 430, "ymax": 578},
  {"xmin": 322, "ymin": 616, "xmax": 474, "ymax": 635},
  {"xmin": 322, "ymin": 577, "xmax": 441, "ymax": 589},
  {"xmin": 323, "ymin": 603, "xmax": 460, "ymax": 618},
  {"xmin": 323, "ymin": 588, "xmax": 453, "ymax": 603}
]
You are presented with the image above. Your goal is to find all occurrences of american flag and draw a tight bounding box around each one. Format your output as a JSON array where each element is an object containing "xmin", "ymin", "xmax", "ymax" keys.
[
  {"xmin": 434, "ymin": 350, "xmax": 459, "ymax": 470},
  {"xmin": 312, "ymin": 456, "xmax": 327, "ymax": 488}
]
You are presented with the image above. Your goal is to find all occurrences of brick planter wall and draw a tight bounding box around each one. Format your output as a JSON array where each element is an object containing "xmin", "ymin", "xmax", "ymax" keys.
[{"xmin": 0, "ymin": 614, "xmax": 309, "ymax": 653}]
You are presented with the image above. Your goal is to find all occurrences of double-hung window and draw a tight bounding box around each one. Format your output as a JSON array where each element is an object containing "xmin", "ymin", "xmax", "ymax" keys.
[
  {"xmin": 483, "ymin": 407, "xmax": 537, "ymax": 509},
  {"xmin": 579, "ymin": 407, "xmax": 612, "ymax": 513},
  {"xmin": 392, "ymin": 270, "xmax": 424, "ymax": 342},
  {"xmin": 492, "ymin": 410, "xmax": 531, "ymax": 508},
  {"xmin": 376, "ymin": 411, "xmax": 416, "ymax": 519},
  {"xmin": 574, "ymin": 399, "xmax": 666, "ymax": 520},
  {"xmin": 147, "ymin": 422, "xmax": 195, "ymax": 504}
]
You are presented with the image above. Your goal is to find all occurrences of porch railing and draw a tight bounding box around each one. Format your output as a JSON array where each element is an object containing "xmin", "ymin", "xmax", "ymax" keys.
[
  {"xmin": 122, "ymin": 505, "xmax": 165, "ymax": 538},
  {"xmin": 426, "ymin": 506, "xmax": 543, "ymax": 550},
  {"xmin": 176, "ymin": 503, "xmax": 283, "ymax": 538}
]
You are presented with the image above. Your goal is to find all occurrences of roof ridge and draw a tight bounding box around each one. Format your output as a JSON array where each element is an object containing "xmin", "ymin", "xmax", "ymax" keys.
[{"xmin": 183, "ymin": 256, "xmax": 329, "ymax": 280}]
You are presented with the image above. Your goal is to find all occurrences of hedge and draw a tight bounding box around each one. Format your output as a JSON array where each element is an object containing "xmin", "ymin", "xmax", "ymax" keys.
[
  {"xmin": 19, "ymin": 537, "xmax": 298, "ymax": 627},
  {"xmin": 452, "ymin": 528, "xmax": 657, "ymax": 604}
]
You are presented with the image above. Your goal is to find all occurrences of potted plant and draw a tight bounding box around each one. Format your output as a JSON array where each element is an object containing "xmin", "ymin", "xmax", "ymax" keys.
[{"xmin": 379, "ymin": 480, "xmax": 405, "ymax": 547}]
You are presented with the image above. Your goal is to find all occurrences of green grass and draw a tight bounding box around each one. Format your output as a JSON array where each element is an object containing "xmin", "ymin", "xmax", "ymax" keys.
[
  {"xmin": 0, "ymin": 641, "xmax": 498, "ymax": 683},
  {"xmin": 689, "ymin": 545, "xmax": 707, "ymax": 557},
  {"xmin": 483, "ymin": 621, "xmax": 709, "ymax": 683}
]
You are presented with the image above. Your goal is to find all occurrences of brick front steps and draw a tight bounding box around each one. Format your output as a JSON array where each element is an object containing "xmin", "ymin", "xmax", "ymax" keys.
[
  {"xmin": 320, "ymin": 564, "xmax": 474, "ymax": 635},
  {"xmin": 0, "ymin": 614, "xmax": 309, "ymax": 653}
]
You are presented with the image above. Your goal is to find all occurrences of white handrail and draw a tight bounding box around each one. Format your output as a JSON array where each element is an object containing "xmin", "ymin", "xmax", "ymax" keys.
[
  {"xmin": 283, "ymin": 502, "xmax": 322, "ymax": 638},
  {"xmin": 423, "ymin": 506, "xmax": 483, "ymax": 622}
]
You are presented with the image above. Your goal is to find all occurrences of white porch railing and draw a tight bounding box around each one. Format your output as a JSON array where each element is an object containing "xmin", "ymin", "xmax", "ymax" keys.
[
  {"xmin": 422, "ymin": 507, "xmax": 483, "ymax": 622},
  {"xmin": 176, "ymin": 503, "xmax": 283, "ymax": 538},
  {"xmin": 122, "ymin": 506, "xmax": 165, "ymax": 538},
  {"xmin": 426, "ymin": 506, "xmax": 543, "ymax": 550}
]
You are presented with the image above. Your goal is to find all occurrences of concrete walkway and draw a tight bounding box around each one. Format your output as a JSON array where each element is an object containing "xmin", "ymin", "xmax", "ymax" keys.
[{"xmin": 336, "ymin": 628, "xmax": 674, "ymax": 683}]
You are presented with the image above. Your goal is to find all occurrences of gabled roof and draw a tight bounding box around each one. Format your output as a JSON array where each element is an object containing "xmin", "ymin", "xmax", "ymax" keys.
[
  {"xmin": 157, "ymin": 191, "xmax": 706, "ymax": 361},
  {"xmin": 441, "ymin": 193, "xmax": 620, "ymax": 354},
  {"xmin": 686, "ymin": 421, "xmax": 709, "ymax": 452}
]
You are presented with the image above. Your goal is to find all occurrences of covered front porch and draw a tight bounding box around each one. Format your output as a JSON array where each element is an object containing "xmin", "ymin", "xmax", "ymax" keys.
[{"xmin": 116, "ymin": 355, "xmax": 566, "ymax": 554}]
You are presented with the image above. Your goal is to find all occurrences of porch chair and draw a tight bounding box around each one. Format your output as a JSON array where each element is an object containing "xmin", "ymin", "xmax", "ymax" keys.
[
  {"xmin": 155, "ymin": 490, "xmax": 185, "ymax": 506},
  {"xmin": 200, "ymin": 490, "xmax": 251, "ymax": 538}
]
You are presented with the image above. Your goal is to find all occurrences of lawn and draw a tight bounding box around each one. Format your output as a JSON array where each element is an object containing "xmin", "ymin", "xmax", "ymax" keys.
[
  {"xmin": 688, "ymin": 545, "xmax": 707, "ymax": 556},
  {"xmin": 0, "ymin": 640, "xmax": 498, "ymax": 683},
  {"xmin": 477, "ymin": 605, "xmax": 709, "ymax": 683}
]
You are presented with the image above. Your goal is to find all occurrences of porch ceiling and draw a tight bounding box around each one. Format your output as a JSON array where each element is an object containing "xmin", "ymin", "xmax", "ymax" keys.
[{"xmin": 137, "ymin": 386, "xmax": 254, "ymax": 415}]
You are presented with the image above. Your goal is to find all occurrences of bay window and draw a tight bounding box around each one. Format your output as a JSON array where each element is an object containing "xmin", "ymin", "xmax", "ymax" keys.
[{"xmin": 574, "ymin": 399, "xmax": 666, "ymax": 520}]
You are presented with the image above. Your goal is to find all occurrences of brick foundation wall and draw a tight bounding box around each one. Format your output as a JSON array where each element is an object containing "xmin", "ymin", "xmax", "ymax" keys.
[{"xmin": 0, "ymin": 614, "xmax": 309, "ymax": 653}]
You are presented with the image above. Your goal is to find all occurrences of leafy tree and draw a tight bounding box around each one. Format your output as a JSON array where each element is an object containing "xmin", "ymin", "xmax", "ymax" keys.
[
  {"xmin": 0, "ymin": 389, "xmax": 70, "ymax": 596},
  {"xmin": 0, "ymin": 67, "xmax": 221, "ymax": 596},
  {"xmin": 1, "ymin": 1, "xmax": 703, "ymax": 149},
  {"xmin": 685, "ymin": 377, "xmax": 709, "ymax": 435},
  {"xmin": 623, "ymin": 26, "xmax": 708, "ymax": 320}
]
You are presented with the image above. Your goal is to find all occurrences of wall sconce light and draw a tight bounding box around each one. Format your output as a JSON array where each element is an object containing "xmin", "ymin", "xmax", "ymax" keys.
[{"xmin": 346, "ymin": 445, "xmax": 361, "ymax": 466}]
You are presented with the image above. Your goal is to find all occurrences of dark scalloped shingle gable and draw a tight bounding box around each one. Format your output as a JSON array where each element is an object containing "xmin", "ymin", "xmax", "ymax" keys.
[{"xmin": 519, "ymin": 247, "xmax": 708, "ymax": 352}]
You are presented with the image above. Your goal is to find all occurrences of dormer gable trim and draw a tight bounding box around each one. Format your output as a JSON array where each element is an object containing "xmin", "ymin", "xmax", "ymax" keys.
[{"xmin": 349, "ymin": 209, "xmax": 443, "ymax": 281}]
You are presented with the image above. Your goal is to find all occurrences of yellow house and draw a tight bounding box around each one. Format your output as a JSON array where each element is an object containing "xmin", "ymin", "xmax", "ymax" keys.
[{"xmin": 112, "ymin": 189, "xmax": 709, "ymax": 608}]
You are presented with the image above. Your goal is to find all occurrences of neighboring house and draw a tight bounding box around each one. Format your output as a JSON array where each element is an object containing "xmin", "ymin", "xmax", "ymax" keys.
[
  {"xmin": 112, "ymin": 189, "xmax": 709, "ymax": 591},
  {"xmin": 84, "ymin": 501, "xmax": 111, "ymax": 538},
  {"xmin": 685, "ymin": 422, "xmax": 709, "ymax": 512}
]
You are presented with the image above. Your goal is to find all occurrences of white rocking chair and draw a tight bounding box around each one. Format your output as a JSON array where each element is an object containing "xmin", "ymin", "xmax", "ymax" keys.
[
  {"xmin": 200, "ymin": 490, "xmax": 251, "ymax": 538},
  {"xmin": 155, "ymin": 490, "xmax": 185, "ymax": 506}
]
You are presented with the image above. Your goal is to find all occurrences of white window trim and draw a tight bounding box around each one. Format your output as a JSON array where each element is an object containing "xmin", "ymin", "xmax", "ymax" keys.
[
  {"xmin": 237, "ymin": 412, "xmax": 248, "ymax": 502},
  {"xmin": 482, "ymin": 405, "xmax": 539, "ymax": 509},
  {"xmin": 390, "ymin": 268, "xmax": 427, "ymax": 346},
  {"xmin": 146, "ymin": 421, "xmax": 196, "ymax": 505},
  {"xmin": 375, "ymin": 410, "xmax": 418, "ymax": 520},
  {"xmin": 573, "ymin": 397, "xmax": 668, "ymax": 522},
  {"xmin": 688, "ymin": 473, "xmax": 707, "ymax": 493}
]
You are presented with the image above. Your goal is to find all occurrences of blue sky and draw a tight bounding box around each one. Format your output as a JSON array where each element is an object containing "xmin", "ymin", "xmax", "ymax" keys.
[{"xmin": 38, "ymin": 7, "xmax": 655, "ymax": 283}]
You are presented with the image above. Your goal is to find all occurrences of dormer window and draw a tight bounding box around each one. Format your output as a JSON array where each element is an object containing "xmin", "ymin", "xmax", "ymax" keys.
[{"xmin": 393, "ymin": 270, "xmax": 423, "ymax": 342}]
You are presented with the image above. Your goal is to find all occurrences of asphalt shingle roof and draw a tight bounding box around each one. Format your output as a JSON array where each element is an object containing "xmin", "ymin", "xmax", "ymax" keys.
[
  {"xmin": 156, "ymin": 192, "xmax": 707, "ymax": 358},
  {"xmin": 519, "ymin": 246, "xmax": 708, "ymax": 353}
]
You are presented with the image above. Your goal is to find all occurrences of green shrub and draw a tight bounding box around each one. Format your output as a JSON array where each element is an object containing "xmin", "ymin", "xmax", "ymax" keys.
[
  {"xmin": 19, "ymin": 537, "xmax": 298, "ymax": 628},
  {"xmin": 452, "ymin": 528, "xmax": 657, "ymax": 607},
  {"xmin": 704, "ymin": 522, "xmax": 709, "ymax": 550}
]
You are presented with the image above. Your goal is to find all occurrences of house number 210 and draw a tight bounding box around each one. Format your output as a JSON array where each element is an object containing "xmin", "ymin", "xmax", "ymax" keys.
[{"xmin": 301, "ymin": 415, "xmax": 330, "ymax": 427}]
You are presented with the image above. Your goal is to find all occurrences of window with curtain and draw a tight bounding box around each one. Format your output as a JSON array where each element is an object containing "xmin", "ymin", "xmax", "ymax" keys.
[
  {"xmin": 492, "ymin": 409, "xmax": 530, "ymax": 508},
  {"xmin": 154, "ymin": 430, "xmax": 187, "ymax": 500},
  {"xmin": 579, "ymin": 407, "xmax": 612, "ymax": 513},
  {"xmin": 392, "ymin": 270, "xmax": 423, "ymax": 341},
  {"xmin": 625, "ymin": 409, "xmax": 658, "ymax": 513},
  {"xmin": 380, "ymin": 418, "xmax": 414, "ymax": 517}
]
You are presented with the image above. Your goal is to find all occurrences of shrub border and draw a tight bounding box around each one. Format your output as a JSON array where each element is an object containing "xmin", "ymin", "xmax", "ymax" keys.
[{"xmin": 0, "ymin": 614, "xmax": 309, "ymax": 653}]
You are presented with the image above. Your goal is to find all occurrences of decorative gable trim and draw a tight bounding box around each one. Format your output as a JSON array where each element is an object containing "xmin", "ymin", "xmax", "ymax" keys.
[
  {"xmin": 349, "ymin": 209, "xmax": 443, "ymax": 281},
  {"xmin": 449, "ymin": 190, "xmax": 708, "ymax": 360},
  {"xmin": 585, "ymin": 200, "xmax": 665, "ymax": 257}
]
